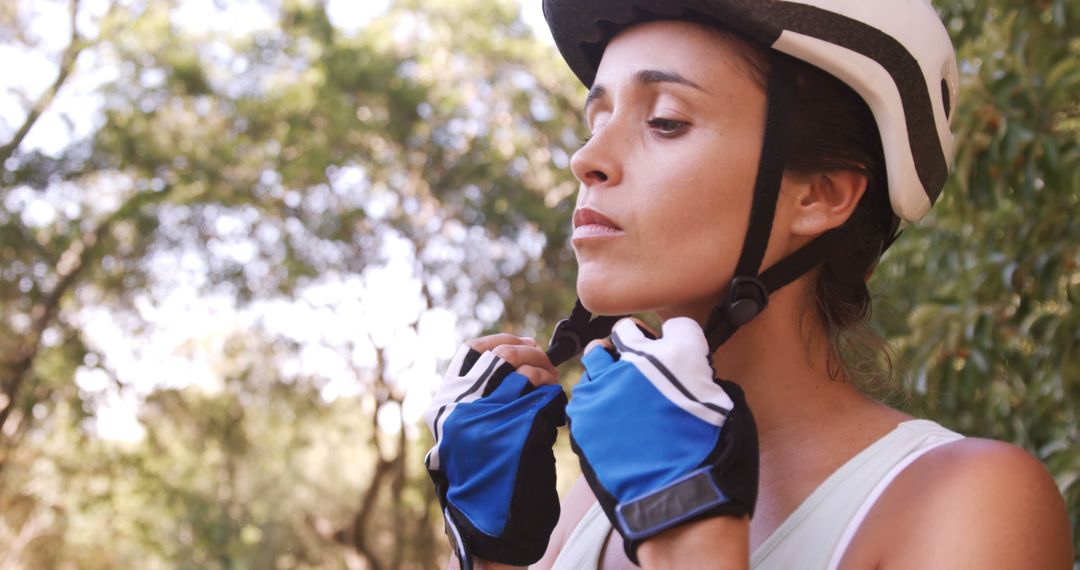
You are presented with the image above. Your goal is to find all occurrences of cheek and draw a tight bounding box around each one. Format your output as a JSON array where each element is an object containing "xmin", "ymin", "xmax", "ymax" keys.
[
  {"xmin": 645, "ymin": 196, "xmax": 745, "ymax": 284},
  {"xmin": 576, "ymin": 182, "xmax": 750, "ymax": 315}
]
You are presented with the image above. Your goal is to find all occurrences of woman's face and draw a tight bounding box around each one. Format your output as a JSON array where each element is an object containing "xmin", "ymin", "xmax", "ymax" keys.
[{"xmin": 571, "ymin": 20, "xmax": 774, "ymax": 320}]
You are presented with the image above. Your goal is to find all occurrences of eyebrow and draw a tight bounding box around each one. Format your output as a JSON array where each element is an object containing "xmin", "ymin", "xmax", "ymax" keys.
[{"xmin": 584, "ymin": 69, "xmax": 708, "ymax": 116}]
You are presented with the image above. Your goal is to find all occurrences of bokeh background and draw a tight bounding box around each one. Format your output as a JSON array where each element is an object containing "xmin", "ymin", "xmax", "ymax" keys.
[{"xmin": 0, "ymin": 0, "xmax": 1076, "ymax": 568}]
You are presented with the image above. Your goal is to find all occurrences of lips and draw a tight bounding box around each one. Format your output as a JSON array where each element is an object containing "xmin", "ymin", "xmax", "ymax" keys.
[
  {"xmin": 573, "ymin": 207, "xmax": 622, "ymax": 230},
  {"xmin": 572, "ymin": 207, "xmax": 623, "ymax": 242}
]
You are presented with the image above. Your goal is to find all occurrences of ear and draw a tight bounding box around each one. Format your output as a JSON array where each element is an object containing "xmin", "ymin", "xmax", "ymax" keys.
[{"xmin": 788, "ymin": 170, "xmax": 868, "ymax": 237}]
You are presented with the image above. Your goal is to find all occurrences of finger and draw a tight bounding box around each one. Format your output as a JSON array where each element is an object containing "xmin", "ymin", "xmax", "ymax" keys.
[
  {"xmin": 581, "ymin": 341, "xmax": 617, "ymax": 379},
  {"xmin": 515, "ymin": 364, "xmax": 558, "ymax": 387},
  {"xmin": 468, "ymin": 334, "xmax": 532, "ymax": 353},
  {"xmin": 492, "ymin": 344, "xmax": 559, "ymax": 377},
  {"xmin": 585, "ymin": 338, "xmax": 612, "ymax": 354}
]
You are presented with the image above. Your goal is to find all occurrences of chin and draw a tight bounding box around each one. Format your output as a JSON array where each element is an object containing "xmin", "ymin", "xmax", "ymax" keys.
[
  {"xmin": 576, "ymin": 273, "xmax": 652, "ymax": 316},
  {"xmin": 577, "ymin": 267, "xmax": 728, "ymax": 321}
]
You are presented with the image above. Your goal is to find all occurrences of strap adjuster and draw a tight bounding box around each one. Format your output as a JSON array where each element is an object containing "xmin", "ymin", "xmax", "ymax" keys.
[
  {"xmin": 728, "ymin": 277, "xmax": 769, "ymax": 327},
  {"xmin": 546, "ymin": 318, "xmax": 582, "ymax": 365},
  {"xmin": 545, "ymin": 301, "xmax": 625, "ymax": 366}
]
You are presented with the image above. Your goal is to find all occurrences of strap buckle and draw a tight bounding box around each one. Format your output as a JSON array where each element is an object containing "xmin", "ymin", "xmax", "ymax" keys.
[
  {"xmin": 546, "ymin": 300, "xmax": 624, "ymax": 366},
  {"xmin": 728, "ymin": 276, "xmax": 769, "ymax": 327},
  {"xmin": 546, "ymin": 318, "xmax": 582, "ymax": 366}
]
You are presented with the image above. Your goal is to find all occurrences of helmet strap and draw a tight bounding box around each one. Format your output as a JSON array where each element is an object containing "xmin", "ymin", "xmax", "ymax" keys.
[
  {"xmin": 700, "ymin": 51, "xmax": 795, "ymax": 350},
  {"xmin": 546, "ymin": 299, "xmax": 623, "ymax": 367},
  {"xmin": 703, "ymin": 52, "xmax": 850, "ymax": 352}
]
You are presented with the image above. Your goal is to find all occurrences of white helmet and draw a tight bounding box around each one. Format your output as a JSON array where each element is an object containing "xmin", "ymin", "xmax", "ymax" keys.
[{"xmin": 543, "ymin": 0, "xmax": 959, "ymax": 222}]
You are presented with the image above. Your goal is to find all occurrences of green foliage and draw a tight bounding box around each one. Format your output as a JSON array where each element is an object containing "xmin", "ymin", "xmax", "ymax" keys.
[
  {"xmin": 878, "ymin": 0, "xmax": 1080, "ymax": 555},
  {"xmin": 1, "ymin": 0, "xmax": 586, "ymax": 566},
  {"xmin": 5, "ymin": 332, "xmax": 401, "ymax": 569}
]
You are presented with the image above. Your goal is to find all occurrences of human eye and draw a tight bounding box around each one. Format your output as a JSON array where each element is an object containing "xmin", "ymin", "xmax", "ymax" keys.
[{"xmin": 647, "ymin": 117, "xmax": 689, "ymax": 137}]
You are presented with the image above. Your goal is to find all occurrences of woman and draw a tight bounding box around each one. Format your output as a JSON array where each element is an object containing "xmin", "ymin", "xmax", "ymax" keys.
[{"xmin": 424, "ymin": 2, "xmax": 1073, "ymax": 569}]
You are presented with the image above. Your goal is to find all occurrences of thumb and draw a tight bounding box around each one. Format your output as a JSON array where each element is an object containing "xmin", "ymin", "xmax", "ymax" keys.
[
  {"xmin": 659, "ymin": 317, "xmax": 709, "ymax": 354},
  {"xmin": 611, "ymin": 317, "xmax": 651, "ymax": 352},
  {"xmin": 581, "ymin": 342, "xmax": 616, "ymax": 379}
]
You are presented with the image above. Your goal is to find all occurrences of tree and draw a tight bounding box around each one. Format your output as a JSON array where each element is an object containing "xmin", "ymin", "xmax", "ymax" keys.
[
  {"xmin": 880, "ymin": 0, "xmax": 1079, "ymax": 555},
  {"xmin": 0, "ymin": 0, "xmax": 583, "ymax": 567}
]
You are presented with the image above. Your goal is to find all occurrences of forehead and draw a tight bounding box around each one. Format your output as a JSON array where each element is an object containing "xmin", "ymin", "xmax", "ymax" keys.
[{"xmin": 595, "ymin": 19, "xmax": 756, "ymax": 87}]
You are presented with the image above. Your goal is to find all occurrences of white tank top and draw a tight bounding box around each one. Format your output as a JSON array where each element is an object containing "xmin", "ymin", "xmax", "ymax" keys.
[{"xmin": 552, "ymin": 419, "xmax": 963, "ymax": 569}]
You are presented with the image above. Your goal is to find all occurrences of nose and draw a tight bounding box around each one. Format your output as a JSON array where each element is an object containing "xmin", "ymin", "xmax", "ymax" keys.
[{"xmin": 570, "ymin": 124, "xmax": 623, "ymax": 188}]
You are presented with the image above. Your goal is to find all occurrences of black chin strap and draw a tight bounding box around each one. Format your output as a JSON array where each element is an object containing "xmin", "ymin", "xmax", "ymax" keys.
[
  {"xmin": 546, "ymin": 299, "xmax": 624, "ymax": 367},
  {"xmin": 701, "ymin": 52, "xmax": 795, "ymax": 351},
  {"xmin": 547, "ymin": 53, "xmax": 848, "ymax": 366}
]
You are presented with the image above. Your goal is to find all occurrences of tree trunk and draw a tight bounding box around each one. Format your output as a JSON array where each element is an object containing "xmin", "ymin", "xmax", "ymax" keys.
[{"xmin": 0, "ymin": 0, "xmax": 84, "ymax": 171}]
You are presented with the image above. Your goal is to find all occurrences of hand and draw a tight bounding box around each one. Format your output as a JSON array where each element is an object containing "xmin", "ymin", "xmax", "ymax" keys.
[
  {"xmin": 424, "ymin": 335, "xmax": 566, "ymax": 569},
  {"xmin": 565, "ymin": 317, "xmax": 759, "ymax": 564}
]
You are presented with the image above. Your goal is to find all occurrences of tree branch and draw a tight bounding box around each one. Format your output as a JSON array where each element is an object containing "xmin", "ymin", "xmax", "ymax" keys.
[
  {"xmin": 0, "ymin": 502, "xmax": 50, "ymax": 570},
  {"xmin": 0, "ymin": 184, "xmax": 174, "ymax": 442},
  {"xmin": 345, "ymin": 345, "xmax": 391, "ymax": 570},
  {"xmin": 0, "ymin": 0, "xmax": 84, "ymax": 170},
  {"xmin": 351, "ymin": 455, "xmax": 390, "ymax": 570},
  {"xmin": 390, "ymin": 396, "xmax": 407, "ymax": 570},
  {"xmin": 0, "ymin": 215, "xmax": 105, "ymax": 435}
]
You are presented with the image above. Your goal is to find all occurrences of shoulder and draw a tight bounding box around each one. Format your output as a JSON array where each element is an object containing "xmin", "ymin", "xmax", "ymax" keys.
[{"xmin": 842, "ymin": 437, "xmax": 1073, "ymax": 569}]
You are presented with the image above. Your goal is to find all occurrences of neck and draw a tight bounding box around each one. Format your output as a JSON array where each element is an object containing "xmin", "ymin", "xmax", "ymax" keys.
[
  {"xmin": 656, "ymin": 278, "xmax": 908, "ymax": 543},
  {"xmin": 656, "ymin": 277, "xmax": 879, "ymax": 452}
]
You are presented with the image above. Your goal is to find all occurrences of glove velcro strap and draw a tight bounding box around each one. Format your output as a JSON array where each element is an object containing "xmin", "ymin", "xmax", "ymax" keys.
[{"xmin": 614, "ymin": 466, "xmax": 733, "ymax": 542}]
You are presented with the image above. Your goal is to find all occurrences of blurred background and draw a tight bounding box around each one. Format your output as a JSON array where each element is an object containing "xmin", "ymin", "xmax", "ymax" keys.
[{"xmin": 0, "ymin": 0, "xmax": 1075, "ymax": 568}]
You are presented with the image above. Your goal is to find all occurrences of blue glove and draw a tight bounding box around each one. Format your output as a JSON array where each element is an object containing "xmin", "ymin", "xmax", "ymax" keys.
[
  {"xmin": 424, "ymin": 343, "xmax": 567, "ymax": 568},
  {"xmin": 566, "ymin": 317, "xmax": 759, "ymax": 564}
]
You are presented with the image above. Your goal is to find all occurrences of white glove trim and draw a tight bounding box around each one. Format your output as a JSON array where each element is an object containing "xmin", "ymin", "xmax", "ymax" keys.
[
  {"xmin": 610, "ymin": 318, "xmax": 733, "ymax": 427},
  {"xmin": 424, "ymin": 344, "xmax": 508, "ymax": 470}
]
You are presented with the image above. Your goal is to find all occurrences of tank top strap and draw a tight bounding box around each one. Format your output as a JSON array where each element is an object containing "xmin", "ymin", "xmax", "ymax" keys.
[
  {"xmin": 551, "ymin": 500, "xmax": 610, "ymax": 570},
  {"xmin": 751, "ymin": 419, "xmax": 963, "ymax": 569}
]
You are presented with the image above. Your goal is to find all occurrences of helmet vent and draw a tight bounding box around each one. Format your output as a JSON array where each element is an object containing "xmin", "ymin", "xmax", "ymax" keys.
[{"xmin": 941, "ymin": 78, "xmax": 952, "ymax": 119}]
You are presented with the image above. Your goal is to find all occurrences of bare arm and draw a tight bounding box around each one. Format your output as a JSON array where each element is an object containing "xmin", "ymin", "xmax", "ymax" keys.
[
  {"xmin": 638, "ymin": 516, "xmax": 750, "ymax": 570},
  {"xmin": 532, "ymin": 475, "xmax": 600, "ymax": 569}
]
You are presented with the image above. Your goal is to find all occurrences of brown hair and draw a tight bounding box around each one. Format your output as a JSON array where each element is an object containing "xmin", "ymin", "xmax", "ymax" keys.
[
  {"xmin": 786, "ymin": 56, "xmax": 898, "ymax": 395},
  {"xmin": 700, "ymin": 21, "xmax": 898, "ymax": 393}
]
